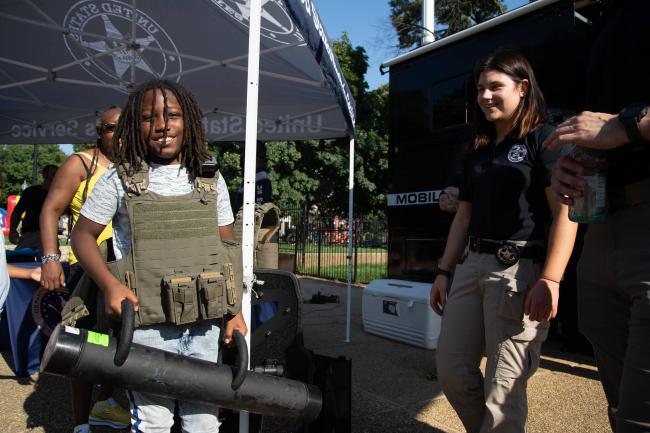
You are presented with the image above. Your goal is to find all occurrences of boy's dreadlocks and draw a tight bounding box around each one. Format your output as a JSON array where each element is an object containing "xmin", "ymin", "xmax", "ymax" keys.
[{"xmin": 113, "ymin": 78, "xmax": 210, "ymax": 180}]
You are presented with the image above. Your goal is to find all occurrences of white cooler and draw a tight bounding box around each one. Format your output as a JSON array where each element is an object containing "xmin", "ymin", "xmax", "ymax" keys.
[{"xmin": 362, "ymin": 279, "xmax": 442, "ymax": 350}]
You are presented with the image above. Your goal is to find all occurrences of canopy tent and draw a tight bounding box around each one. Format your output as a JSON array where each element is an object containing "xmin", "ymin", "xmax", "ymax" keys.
[
  {"xmin": 1, "ymin": 2, "xmax": 358, "ymax": 426},
  {"xmin": 0, "ymin": 0, "xmax": 355, "ymax": 143}
]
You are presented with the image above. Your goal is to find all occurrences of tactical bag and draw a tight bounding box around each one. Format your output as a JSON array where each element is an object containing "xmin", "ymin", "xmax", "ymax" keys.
[{"xmin": 234, "ymin": 202, "xmax": 281, "ymax": 269}]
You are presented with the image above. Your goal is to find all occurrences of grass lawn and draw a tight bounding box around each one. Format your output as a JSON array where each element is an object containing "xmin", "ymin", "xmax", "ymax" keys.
[
  {"xmin": 279, "ymin": 244, "xmax": 386, "ymax": 254},
  {"xmin": 298, "ymin": 262, "xmax": 387, "ymax": 284}
]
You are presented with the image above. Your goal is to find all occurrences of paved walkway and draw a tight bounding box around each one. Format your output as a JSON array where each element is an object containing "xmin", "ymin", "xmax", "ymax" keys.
[
  {"xmin": 298, "ymin": 277, "xmax": 609, "ymax": 433},
  {"xmin": 0, "ymin": 276, "xmax": 609, "ymax": 432}
]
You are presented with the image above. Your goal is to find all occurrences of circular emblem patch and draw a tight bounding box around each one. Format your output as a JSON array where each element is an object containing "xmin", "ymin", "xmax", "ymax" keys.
[
  {"xmin": 211, "ymin": 0, "xmax": 305, "ymax": 45},
  {"xmin": 496, "ymin": 243, "xmax": 520, "ymax": 267},
  {"xmin": 507, "ymin": 144, "xmax": 527, "ymax": 163},
  {"xmin": 62, "ymin": 0, "xmax": 182, "ymax": 91},
  {"xmin": 32, "ymin": 288, "xmax": 70, "ymax": 336}
]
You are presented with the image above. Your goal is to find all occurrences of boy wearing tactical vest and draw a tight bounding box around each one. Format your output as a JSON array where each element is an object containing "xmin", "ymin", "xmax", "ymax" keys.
[{"xmin": 72, "ymin": 78, "xmax": 247, "ymax": 432}]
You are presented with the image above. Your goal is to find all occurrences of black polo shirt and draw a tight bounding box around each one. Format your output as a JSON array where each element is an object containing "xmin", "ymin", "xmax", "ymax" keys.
[{"xmin": 459, "ymin": 124, "xmax": 562, "ymax": 241}]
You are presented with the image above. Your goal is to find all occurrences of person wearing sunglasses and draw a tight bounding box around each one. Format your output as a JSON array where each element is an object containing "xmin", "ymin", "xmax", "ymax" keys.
[{"xmin": 39, "ymin": 105, "xmax": 130, "ymax": 433}]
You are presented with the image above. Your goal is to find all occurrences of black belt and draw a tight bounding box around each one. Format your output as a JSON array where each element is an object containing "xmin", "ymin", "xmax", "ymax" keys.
[
  {"xmin": 468, "ymin": 237, "xmax": 545, "ymax": 266},
  {"xmin": 609, "ymin": 177, "xmax": 650, "ymax": 211}
]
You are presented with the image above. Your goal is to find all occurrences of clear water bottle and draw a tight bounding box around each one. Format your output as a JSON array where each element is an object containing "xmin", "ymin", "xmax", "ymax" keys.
[{"xmin": 568, "ymin": 146, "xmax": 608, "ymax": 223}]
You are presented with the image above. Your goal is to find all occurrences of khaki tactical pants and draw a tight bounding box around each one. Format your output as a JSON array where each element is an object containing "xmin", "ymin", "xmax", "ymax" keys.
[{"xmin": 436, "ymin": 250, "xmax": 548, "ymax": 433}]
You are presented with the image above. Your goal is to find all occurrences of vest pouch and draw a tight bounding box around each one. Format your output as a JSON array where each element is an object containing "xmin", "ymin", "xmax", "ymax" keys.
[
  {"xmin": 198, "ymin": 271, "xmax": 226, "ymax": 319},
  {"xmin": 106, "ymin": 256, "xmax": 143, "ymax": 327},
  {"xmin": 163, "ymin": 275, "xmax": 199, "ymax": 325},
  {"xmin": 222, "ymin": 239, "xmax": 243, "ymax": 315},
  {"xmin": 256, "ymin": 242, "xmax": 279, "ymax": 269}
]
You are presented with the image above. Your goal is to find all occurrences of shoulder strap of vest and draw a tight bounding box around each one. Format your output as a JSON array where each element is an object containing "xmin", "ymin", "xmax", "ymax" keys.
[
  {"xmin": 256, "ymin": 202, "xmax": 281, "ymax": 243},
  {"xmin": 116, "ymin": 161, "xmax": 150, "ymax": 196},
  {"xmin": 194, "ymin": 158, "xmax": 219, "ymax": 194},
  {"xmin": 194, "ymin": 172, "xmax": 218, "ymax": 193}
]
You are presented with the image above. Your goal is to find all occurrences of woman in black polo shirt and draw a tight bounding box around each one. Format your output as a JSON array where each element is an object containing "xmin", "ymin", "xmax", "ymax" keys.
[{"xmin": 429, "ymin": 48, "xmax": 578, "ymax": 433}]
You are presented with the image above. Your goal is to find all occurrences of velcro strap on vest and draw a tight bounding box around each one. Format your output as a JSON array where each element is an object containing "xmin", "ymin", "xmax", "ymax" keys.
[
  {"xmin": 117, "ymin": 162, "xmax": 150, "ymax": 196},
  {"xmin": 195, "ymin": 177, "xmax": 217, "ymax": 192},
  {"xmin": 126, "ymin": 171, "xmax": 149, "ymax": 195},
  {"xmin": 199, "ymin": 271, "xmax": 223, "ymax": 282}
]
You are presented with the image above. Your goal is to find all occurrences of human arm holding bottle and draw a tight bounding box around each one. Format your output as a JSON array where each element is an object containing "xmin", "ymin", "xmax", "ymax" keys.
[
  {"xmin": 545, "ymin": 108, "xmax": 650, "ymax": 204},
  {"xmin": 429, "ymin": 201, "xmax": 472, "ymax": 316}
]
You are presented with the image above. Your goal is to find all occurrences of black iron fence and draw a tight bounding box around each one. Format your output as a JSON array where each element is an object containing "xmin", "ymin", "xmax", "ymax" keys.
[{"xmin": 278, "ymin": 204, "xmax": 388, "ymax": 283}]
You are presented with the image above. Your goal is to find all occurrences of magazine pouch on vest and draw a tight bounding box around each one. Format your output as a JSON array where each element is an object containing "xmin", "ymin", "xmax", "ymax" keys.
[
  {"xmin": 107, "ymin": 160, "xmax": 243, "ymax": 327},
  {"xmin": 234, "ymin": 202, "xmax": 281, "ymax": 269}
]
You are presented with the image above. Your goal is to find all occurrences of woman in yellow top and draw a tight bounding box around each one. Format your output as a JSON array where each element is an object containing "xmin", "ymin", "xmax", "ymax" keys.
[{"xmin": 39, "ymin": 106, "xmax": 130, "ymax": 433}]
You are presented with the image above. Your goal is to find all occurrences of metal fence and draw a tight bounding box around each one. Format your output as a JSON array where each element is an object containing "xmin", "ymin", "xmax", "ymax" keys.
[{"xmin": 278, "ymin": 204, "xmax": 388, "ymax": 283}]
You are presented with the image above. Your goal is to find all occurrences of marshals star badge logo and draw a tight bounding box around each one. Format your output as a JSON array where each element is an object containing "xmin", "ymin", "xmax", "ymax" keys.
[
  {"xmin": 63, "ymin": 0, "xmax": 182, "ymax": 91},
  {"xmin": 32, "ymin": 287, "xmax": 70, "ymax": 336},
  {"xmin": 507, "ymin": 144, "xmax": 527, "ymax": 163},
  {"xmin": 211, "ymin": 0, "xmax": 305, "ymax": 45}
]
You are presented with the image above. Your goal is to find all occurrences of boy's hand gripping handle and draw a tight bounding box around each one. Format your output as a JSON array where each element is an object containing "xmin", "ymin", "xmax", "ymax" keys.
[{"xmin": 114, "ymin": 299, "xmax": 135, "ymax": 366}]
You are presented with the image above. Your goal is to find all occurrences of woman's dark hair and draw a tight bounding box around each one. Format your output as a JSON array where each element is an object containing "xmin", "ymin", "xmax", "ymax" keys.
[
  {"xmin": 473, "ymin": 48, "xmax": 547, "ymax": 148},
  {"xmin": 113, "ymin": 78, "xmax": 209, "ymax": 179}
]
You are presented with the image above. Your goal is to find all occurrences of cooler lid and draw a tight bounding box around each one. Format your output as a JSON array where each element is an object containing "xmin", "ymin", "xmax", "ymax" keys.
[{"xmin": 365, "ymin": 279, "xmax": 432, "ymax": 304}]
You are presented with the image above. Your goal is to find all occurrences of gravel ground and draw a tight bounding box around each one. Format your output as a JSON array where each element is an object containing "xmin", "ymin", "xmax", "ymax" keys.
[{"xmin": 0, "ymin": 351, "xmax": 128, "ymax": 433}]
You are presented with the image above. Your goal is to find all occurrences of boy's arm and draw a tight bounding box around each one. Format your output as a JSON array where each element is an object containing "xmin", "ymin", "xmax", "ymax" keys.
[
  {"xmin": 219, "ymin": 223, "xmax": 235, "ymax": 241},
  {"xmin": 72, "ymin": 215, "xmax": 139, "ymax": 316}
]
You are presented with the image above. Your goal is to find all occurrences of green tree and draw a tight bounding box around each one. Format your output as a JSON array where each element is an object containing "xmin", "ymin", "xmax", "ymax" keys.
[
  {"xmin": 390, "ymin": 0, "xmax": 506, "ymax": 49},
  {"xmin": 207, "ymin": 33, "xmax": 389, "ymax": 217},
  {"xmin": 0, "ymin": 144, "xmax": 66, "ymax": 204},
  {"xmin": 73, "ymin": 143, "xmax": 96, "ymax": 152}
]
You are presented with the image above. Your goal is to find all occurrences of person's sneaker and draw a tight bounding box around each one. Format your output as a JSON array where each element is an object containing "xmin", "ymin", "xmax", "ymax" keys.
[
  {"xmin": 73, "ymin": 424, "xmax": 91, "ymax": 433},
  {"xmin": 88, "ymin": 398, "xmax": 130, "ymax": 429}
]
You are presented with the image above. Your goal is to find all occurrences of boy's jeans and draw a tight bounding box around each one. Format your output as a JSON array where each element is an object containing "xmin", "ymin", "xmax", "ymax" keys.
[{"xmin": 128, "ymin": 319, "xmax": 221, "ymax": 433}]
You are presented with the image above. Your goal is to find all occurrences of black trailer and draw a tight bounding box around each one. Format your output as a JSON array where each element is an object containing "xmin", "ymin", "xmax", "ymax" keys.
[{"xmin": 380, "ymin": 0, "xmax": 600, "ymax": 282}]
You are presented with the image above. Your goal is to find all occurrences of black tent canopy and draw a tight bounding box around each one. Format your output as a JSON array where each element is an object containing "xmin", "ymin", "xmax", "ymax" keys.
[{"xmin": 0, "ymin": 0, "xmax": 355, "ymax": 143}]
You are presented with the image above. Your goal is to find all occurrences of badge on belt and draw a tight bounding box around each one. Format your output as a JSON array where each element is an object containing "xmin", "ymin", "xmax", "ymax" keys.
[{"xmin": 496, "ymin": 243, "xmax": 520, "ymax": 267}]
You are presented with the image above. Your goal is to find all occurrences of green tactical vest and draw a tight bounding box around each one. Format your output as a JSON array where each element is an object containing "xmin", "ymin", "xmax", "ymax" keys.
[
  {"xmin": 233, "ymin": 202, "xmax": 281, "ymax": 269},
  {"xmin": 106, "ymin": 161, "xmax": 243, "ymax": 328}
]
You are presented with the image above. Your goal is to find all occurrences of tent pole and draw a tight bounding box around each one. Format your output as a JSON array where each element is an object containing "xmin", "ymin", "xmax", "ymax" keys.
[
  {"xmin": 345, "ymin": 136, "xmax": 355, "ymax": 343},
  {"xmin": 240, "ymin": 0, "xmax": 262, "ymax": 431},
  {"xmin": 31, "ymin": 144, "xmax": 39, "ymax": 185}
]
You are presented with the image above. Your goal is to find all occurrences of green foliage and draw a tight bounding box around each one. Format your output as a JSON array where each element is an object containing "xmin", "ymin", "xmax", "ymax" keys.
[
  {"xmin": 390, "ymin": 0, "xmax": 506, "ymax": 49},
  {"xmin": 207, "ymin": 33, "xmax": 389, "ymax": 217},
  {"xmin": 207, "ymin": 141, "xmax": 241, "ymax": 194},
  {"xmin": 73, "ymin": 143, "xmax": 96, "ymax": 152},
  {"xmin": 333, "ymin": 33, "xmax": 369, "ymax": 111},
  {"xmin": 0, "ymin": 144, "xmax": 66, "ymax": 205},
  {"xmin": 390, "ymin": 0, "xmax": 423, "ymax": 49}
]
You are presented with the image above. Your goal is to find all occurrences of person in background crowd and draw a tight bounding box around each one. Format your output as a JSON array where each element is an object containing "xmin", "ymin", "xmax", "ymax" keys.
[
  {"xmin": 72, "ymin": 78, "xmax": 247, "ymax": 433},
  {"xmin": 1, "ymin": 243, "xmax": 42, "ymax": 316},
  {"xmin": 39, "ymin": 106, "xmax": 130, "ymax": 433},
  {"xmin": 1, "ymin": 174, "xmax": 41, "ymax": 315},
  {"xmin": 546, "ymin": 1, "xmax": 650, "ymax": 430},
  {"xmin": 9, "ymin": 164, "xmax": 58, "ymax": 250},
  {"xmin": 429, "ymin": 48, "xmax": 578, "ymax": 432},
  {"xmin": 231, "ymin": 141, "xmax": 272, "ymax": 213}
]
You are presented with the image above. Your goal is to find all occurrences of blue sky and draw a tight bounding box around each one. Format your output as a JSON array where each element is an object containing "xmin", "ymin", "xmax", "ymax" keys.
[{"xmin": 313, "ymin": 0, "xmax": 529, "ymax": 90}]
